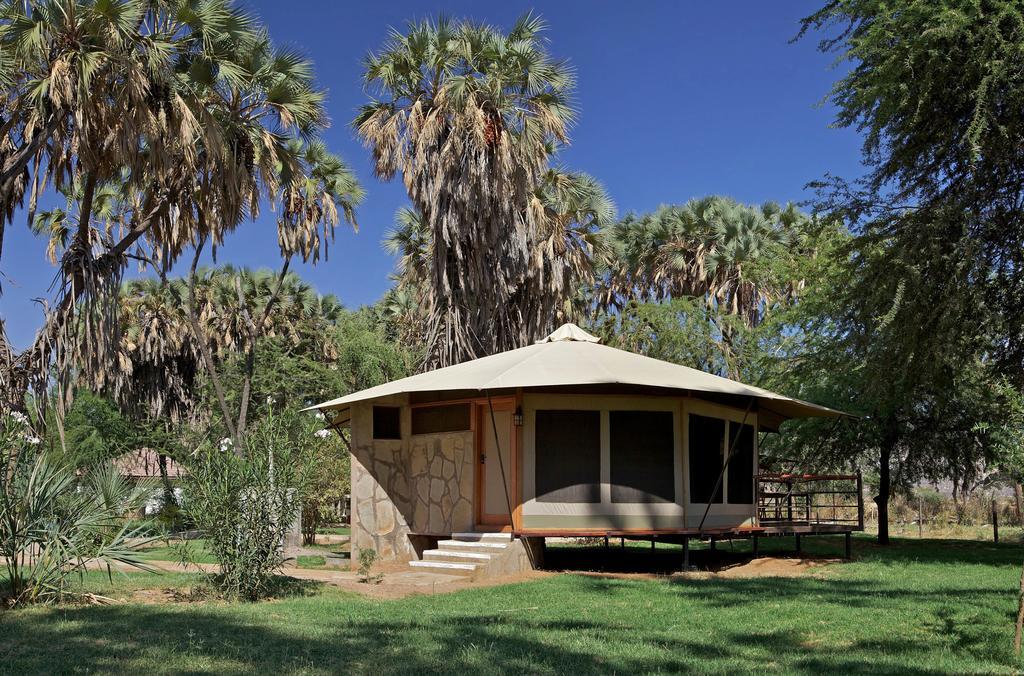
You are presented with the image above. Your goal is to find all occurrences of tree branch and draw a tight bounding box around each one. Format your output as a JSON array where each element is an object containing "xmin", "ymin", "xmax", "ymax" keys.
[
  {"xmin": 180, "ymin": 234, "xmax": 241, "ymax": 452},
  {"xmin": 235, "ymin": 256, "xmax": 292, "ymax": 441}
]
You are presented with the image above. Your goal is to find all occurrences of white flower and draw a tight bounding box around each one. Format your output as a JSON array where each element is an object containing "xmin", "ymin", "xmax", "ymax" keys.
[
  {"xmin": 314, "ymin": 429, "xmax": 332, "ymax": 439},
  {"xmin": 9, "ymin": 411, "xmax": 28, "ymax": 425},
  {"xmin": 314, "ymin": 411, "xmax": 325, "ymax": 421},
  {"xmin": 266, "ymin": 395, "xmax": 274, "ymax": 405},
  {"xmin": 23, "ymin": 435, "xmax": 41, "ymax": 446},
  {"xmin": 218, "ymin": 437, "xmax": 233, "ymax": 452}
]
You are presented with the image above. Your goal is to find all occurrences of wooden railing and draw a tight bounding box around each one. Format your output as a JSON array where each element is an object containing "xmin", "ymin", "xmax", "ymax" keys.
[{"xmin": 756, "ymin": 472, "xmax": 864, "ymax": 530}]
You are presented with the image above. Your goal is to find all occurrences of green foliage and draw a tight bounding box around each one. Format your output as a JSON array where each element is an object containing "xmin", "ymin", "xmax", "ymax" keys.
[
  {"xmin": 800, "ymin": 0, "xmax": 1024, "ymax": 376},
  {"xmin": 54, "ymin": 391, "xmax": 130, "ymax": 468},
  {"xmin": 333, "ymin": 308, "xmax": 415, "ymax": 394},
  {"xmin": 299, "ymin": 417, "xmax": 349, "ymax": 546},
  {"xmin": 357, "ymin": 548, "xmax": 382, "ymax": 584},
  {"xmin": 179, "ymin": 413, "xmax": 307, "ymax": 601},
  {"xmin": 801, "ymin": 0, "xmax": 1024, "ymax": 203},
  {"xmin": 0, "ymin": 411, "xmax": 156, "ymax": 606},
  {"xmin": 594, "ymin": 298, "xmax": 742, "ymax": 378}
]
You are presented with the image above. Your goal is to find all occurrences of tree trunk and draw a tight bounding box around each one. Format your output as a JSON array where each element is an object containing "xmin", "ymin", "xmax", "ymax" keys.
[
  {"xmin": 874, "ymin": 444, "xmax": 892, "ymax": 545},
  {"xmin": 301, "ymin": 501, "xmax": 319, "ymax": 547},
  {"xmin": 1014, "ymin": 484, "xmax": 1022, "ymax": 525},
  {"xmin": 158, "ymin": 453, "xmax": 176, "ymax": 508},
  {"xmin": 1015, "ymin": 558, "xmax": 1024, "ymax": 655}
]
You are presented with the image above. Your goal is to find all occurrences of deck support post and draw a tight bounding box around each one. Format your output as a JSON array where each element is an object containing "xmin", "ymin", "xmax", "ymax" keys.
[
  {"xmin": 795, "ymin": 534, "xmax": 802, "ymax": 555},
  {"xmin": 709, "ymin": 537, "xmax": 716, "ymax": 552},
  {"xmin": 752, "ymin": 535, "xmax": 759, "ymax": 558},
  {"xmin": 604, "ymin": 536, "xmax": 609, "ymax": 548},
  {"xmin": 683, "ymin": 537, "xmax": 690, "ymax": 569},
  {"xmin": 844, "ymin": 532, "xmax": 852, "ymax": 559},
  {"xmin": 621, "ymin": 537, "xmax": 625, "ymax": 549}
]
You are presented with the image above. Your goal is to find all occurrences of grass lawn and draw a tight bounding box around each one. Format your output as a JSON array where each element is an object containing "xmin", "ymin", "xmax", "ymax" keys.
[
  {"xmin": 137, "ymin": 539, "xmax": 217, "ymax": 565},
  {"xmin": 316, "ymin": 526, "xmax": 351, "ymax": 536},
  {"xmin": 2, "ymin": 535, "xmax": 1022, "ymax": 674}
]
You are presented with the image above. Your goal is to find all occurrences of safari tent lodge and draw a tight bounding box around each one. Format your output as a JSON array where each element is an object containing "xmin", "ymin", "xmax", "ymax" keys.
[{"xmin": 310, "ymin": 324, "xmax": 863, "ymax": 577}]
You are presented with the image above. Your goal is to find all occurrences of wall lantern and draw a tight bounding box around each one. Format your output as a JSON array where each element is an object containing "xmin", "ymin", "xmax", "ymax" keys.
[{"xmin": 513, "ymin": 407, "xmax": 524, "ymax": 427}]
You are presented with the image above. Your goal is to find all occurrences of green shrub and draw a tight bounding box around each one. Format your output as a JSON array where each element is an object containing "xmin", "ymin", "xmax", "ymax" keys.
[
  {"xmin": 180, "ymin": 414, "xmax": 305, "ymax": 601},
  {"xmin": 357, "ymin": 548, "xmax": 383, "ymax": 584}
]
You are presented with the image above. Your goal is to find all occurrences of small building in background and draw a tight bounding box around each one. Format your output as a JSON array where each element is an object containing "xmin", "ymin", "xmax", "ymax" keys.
[{"xmin": 114, "ymin": 449, "xmax": 184, "ymax": 515}]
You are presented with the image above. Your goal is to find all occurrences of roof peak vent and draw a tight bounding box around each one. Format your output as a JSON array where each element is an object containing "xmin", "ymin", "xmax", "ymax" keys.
[{"xmin": 535, "ymin": 323, "xmax": 601, "ymax": 344}]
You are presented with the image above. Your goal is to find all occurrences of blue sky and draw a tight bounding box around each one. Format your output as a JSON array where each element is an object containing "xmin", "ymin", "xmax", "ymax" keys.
[{"xmin": 0, "ymin": 1, "xmax": 862, "ymax": 350}]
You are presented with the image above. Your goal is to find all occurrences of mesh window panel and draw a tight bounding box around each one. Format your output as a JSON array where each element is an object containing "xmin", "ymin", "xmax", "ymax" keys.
[
  {"xmin": 534, "ymin": 410, "xmax": 601, "ymax": 503},
  {"xmin": 411, "ymin": 404, "xmax": 471, "ymax": 435},
  {"xmin": 610, "ymin": 411, "xmax": 675, "ymax": 503},
  {"xmin": 727, "ymin": 422, "xmax": 755, "ymax": 504},
  {"xmin": 689, "ymin": 414, "xmax": 724, "ymax": 503},
  {"xmin": 372, "ymin": 406, "xmax": 401, "ymax": 440}
]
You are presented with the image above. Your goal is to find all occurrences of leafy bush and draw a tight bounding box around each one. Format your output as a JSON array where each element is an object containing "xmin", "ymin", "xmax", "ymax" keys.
[
  {"xmin": 301, "ymin": 416, "xmax": 349, "ymax": 545},
  {"xmin": 357, "ymin": 548, "xmax": 383, "ymax": 584},
  {"xmin": 0, "ymin": 412, "xmax": 156, "ymax": 606},
  {"xmin": 180, "ymin": 414, "xmax": 306, "ymax": 601}
]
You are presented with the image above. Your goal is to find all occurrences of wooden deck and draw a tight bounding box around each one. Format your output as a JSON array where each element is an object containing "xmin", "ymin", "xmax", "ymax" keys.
[
  {"xmin": 514, "ymin": 473, "xmax": 865, "ymax": 564},
  {"xmin": 514, "ymin": 521, "xmax": 858, "ymax": 563}
]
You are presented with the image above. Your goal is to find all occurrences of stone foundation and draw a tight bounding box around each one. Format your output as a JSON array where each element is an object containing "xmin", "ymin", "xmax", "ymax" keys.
[{"xmin": 349, "ymin": 397, "xmax": 476, "ymax": 562}]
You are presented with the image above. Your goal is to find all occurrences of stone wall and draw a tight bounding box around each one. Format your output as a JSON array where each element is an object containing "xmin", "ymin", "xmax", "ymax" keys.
[
  {"xmin": 409, "ymin": 431, "xmax": 474, "ymax": 535},
  {"xmin": 349, "ymin": 398, "xmax": 476, "ymax": 562}
]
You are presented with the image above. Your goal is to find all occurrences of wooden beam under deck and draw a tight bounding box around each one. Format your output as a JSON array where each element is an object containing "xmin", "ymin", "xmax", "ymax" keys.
[{"xmin": 513, "ymin": 523, "xmax": 859, "ymax": 539}]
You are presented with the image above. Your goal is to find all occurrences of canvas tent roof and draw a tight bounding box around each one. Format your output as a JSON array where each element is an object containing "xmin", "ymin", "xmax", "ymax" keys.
[{"xmin": 309, "ymin": 324, "xmax": 849, "ymax": 430}]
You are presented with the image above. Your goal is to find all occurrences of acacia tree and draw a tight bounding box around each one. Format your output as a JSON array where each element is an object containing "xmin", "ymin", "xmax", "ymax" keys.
[
  {"xmin": 800, "ymin": 0, "xmax": 1024, "ymax": 377},
  {"xmin": 358, "ymin": 14, "xmax": 610, "ymax": 368},
  {"xmin": 798, "ymin": 1, "xmax": 1024, "ymax": 545},
  {"xmin": 773, "ymin": 212, "xmax": 1010, "ymax": 545},
  {"xmin": 0, "ymin": 0, "xmax": 361, "ymax": 427}
]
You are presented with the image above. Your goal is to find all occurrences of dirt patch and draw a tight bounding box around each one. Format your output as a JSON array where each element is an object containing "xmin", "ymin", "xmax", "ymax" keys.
[
  {"xmin": 688, "ymin": 555, "xmax": 838, "ymax": 579},
  {"xmin": 563, "ymin": 557, "xmax": 838, "ymax": 584},
  {"xmin": 308, "ymin": 563, "xmax": 552, "ymax": 600}
]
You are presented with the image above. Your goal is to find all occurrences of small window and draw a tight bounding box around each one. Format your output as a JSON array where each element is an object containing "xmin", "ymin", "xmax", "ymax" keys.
[
  {"xmin": 689, "ymin": 414, "xmax": 724, "ymax": 503},
  {"xmin": 610, "ymin": 410, "xmax": 675, "ymax": 503},
  {"xmin": 411, "ymin": 404, "xmax": 471, "ymax": 435},
  {"xmin": 535, "ymin": 410, "xmax": 601, "ymax": 503},
  {"xmin": 372, "ymin": 406, "xmax": 401, "ymax": 440},
  {"xmin": 727, "ymin": 422, "xmax": 755, "ymax": 504}
]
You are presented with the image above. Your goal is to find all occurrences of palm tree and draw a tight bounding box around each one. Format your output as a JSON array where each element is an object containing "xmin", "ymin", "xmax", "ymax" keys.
[
  {"xmin": 381, "ymin": 167, "xmax": 615, "ymax": 366},
  {"xmin": 110, "ymin": 266, "xmax": 344, "ymax": 419},
  {"xmin": 356, "ymin": 13, "xmax": 577, "ymax": 368},
  {"xmin": 382, "ymin": 207, "xmax": 431, "ymax": 290},
  {"xmin": 604, "ymin": 197, "xmax": 812, "ymax": 325},
  {"xmin": 0, "ymin": 0, "xmax": 360, "ymax": 416},
  {"xmin": 602, "ymin": 196, "xmax": 818, "ymax": 377},
  {"xmin": 527, "ymin": 168, "xmax": 616, "ymax": 331}
]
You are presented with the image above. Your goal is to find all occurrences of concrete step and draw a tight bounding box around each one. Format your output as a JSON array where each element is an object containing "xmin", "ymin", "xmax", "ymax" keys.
[
  {"xmin": 409, "ymin": 560, "xmax": 477, "ymax": 573},
  {"xmin": 424, "ymin": 549, "xmax": 493, "ymax": 561},
  {"xmin": 452, "ymin": 532, "xmax": 513, "ymax": 542},
  {"xmin": 438, "ymin": 539, "xmax": 509, "ymax": 550}
]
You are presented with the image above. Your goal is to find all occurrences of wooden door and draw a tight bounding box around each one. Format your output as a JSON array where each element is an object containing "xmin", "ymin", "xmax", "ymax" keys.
[{"xmin": 476, "ymin": 401, "xmax": 515, "ymax": 527}]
